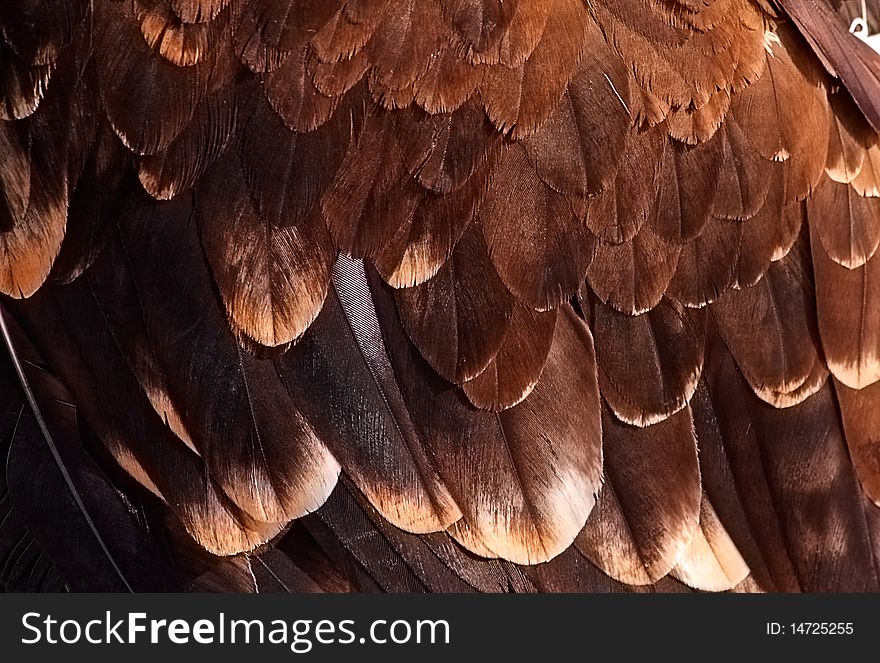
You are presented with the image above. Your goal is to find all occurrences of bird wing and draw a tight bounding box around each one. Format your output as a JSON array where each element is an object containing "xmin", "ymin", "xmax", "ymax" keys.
[{"xmin": 2, "ymin": 0, "xmax": 880, "ymax": 592}]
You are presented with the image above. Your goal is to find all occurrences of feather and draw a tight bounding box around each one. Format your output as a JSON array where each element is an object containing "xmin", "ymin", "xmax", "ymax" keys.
[
  {"xmin": 374, "ymin": 154, "xmax": 494, "ymax": 289},
  {"xmin": 240, "ymin": 92, "xmax": 352, "ymax": 228},
  {"xmin": 576, "ymin": 405, "xmax": 701, "ymax": 585},
  {"xmin": 441, "ymin": 303, "xmax": 603, "ymax": 564},
  {"xmin": 198, "ymin": 150, "xmax": 334, "ymax": 348},
  {"xmin": 665, "ymin": 88, "xmax": 731, "ymax": 145},
  {"xmin": 117, "ymin": 193, "xmax": 339, "ymax": 530},
  {"xmin": 586, "ymin": 221, "xmax": 680, "ymax": 315},
  {"xmin": 810, "ymin": 216, "xmax": 880, "ymax": 388},
  {"xmin": 412, "ymin": 44, "xmax": 485, "ymax": 114},
  {"xmin": 265, "ymin": 47, "xmax": 340, "ymax": 134},
  {"xmin": 233, "ymin": 0, "xmax": 339, "ymax": 72},
  {"xmin": 462, "ymin": 305, "xmax": 556, "ymax": 411},
  {"xmin": 835, "ymin": 378, "xmax": 880, "ymax": 507},
  {"xmin": 480, "ymin": 0, "xmax": 589, "ymax": 138},
  {"xmin": 0, "ymin": 92, "xmax": 69, "ymax": 298},
  {"xmin": 171, "ymin": 0, "xmax": 229, "ymax": 24},
  {"xmin": 362, "ymin": 268, "xmax": 602, "ymax": 564},
  {"xmin": 584, "ymin": 127, "xmax": 665, "ymax": 245},
  {"xmin": 439, "ymin": 0, "xmax": 518, "ymax": 57},
  {"xmin": 11, "ymin": 267, "xmax": 282, "ymax": 558},
  {"xmin": 809, "ymin": 174, "xmax": 880, "ymax": 268},
  {"xmin": 397, "ymin": 100, "xmax": 497, "ymax": 195},
  {"xmin": 712, "ymin": 116, "xmax": 776, "ymax": 221},
  {"xmin": 703, "ymin": 338, "xmax": 880, "ymax": 591},
  {"xmin": 189, "ymin": 551, "xmax": 325, "ymax": 593},
  {"xmin": 134, "ymin": 0, "xmax": 227, "ymax": 67},
  {"xmin": 667, "ymin": 216, "xmax": 743, "ymax": 308},
  {"xmin": 480, "ymin": 143, "xmax": 595, "ymax": 310},
  {"xmin": 52, "ymin": 121, "xmax": 135, "ymax": 283},
  {"xmin": 734, "ymin": 169, "xmax": 796, "ymax": 288},
  {"xmin": 690, "ymin": 377, "xmax": 789, "ymax": 591},
  {"xmin": 779, "ymin": 0, "xmax": 880, "ymax": 133},
  {"xmin": 278, "ymin": 256, "xmax": 462, "ymax": 535},
  {"xmin": 0, "ymin": 119, "xmax": 32, "ymax": 232},
  {"xmin": 670, "ymin": 493, "xmax": 750, "ymax": 592},
  {"xmin": 395, "ymin": 226, "xmax": 514, "ymax": 384},
  {"xmin": 594, "ymin": 299, "xmax": 706, "ymax": 427},
  {"xmin": 138, "ymin": 83, "xmax": 238, "ymax": 200},
  {"xmin": 825, "ymin": 89, "xmax": 874, "ymax": 184},
  {"xmin": 713, "ymin": 240, "xmax": 826, "ymax": 407},
  {"xmin": 365, "ymin": 0, "xmax": 447, "ymax": 96},
  {"xmin": 0, "ymin": 42, "xmax": 54, "ymax": 121},
  {"xmin": 96, "ymin": 1, "xmax": 209, "ymax": 155},
  {"xmin": 312, "ymin": 47, "xmax": 370, "ymax": 98},
  {"xmin": 654, "ymin": 131, "xmax": 724, "ymax": 243},
  {"xmin": 0, "ymin": 310, "xmax": 180, "ymax": 592},
  {"xmin": 310, "ymin": 6, "xmax": 384, "ymax": 65},
  {"xmin": 733, "ymin": 26, "xmax": 823, "ymax": 163},
  {"xmin": 0, "ymin": 0, "xmax": 85, "ymax": 67},
  {"xmin": 521, "ymin": 20, "xmax": 632, "ymax": 202}
]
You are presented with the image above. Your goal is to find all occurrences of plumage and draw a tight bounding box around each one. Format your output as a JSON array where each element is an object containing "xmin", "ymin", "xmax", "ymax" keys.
[
  {"xmin": 480, "ymin": 142, "xmax": 595, "ymax": 309},
  {"xmin": 594, "ymin": 299, "xmax": 705, "ymax": 426},
  {"xmin": 811, "ymin": 216, "xmax": 880, "ymax": 388},
  {"xmin": 462, "ymin": 305, "xmax": 557, "ymax": 411},
  {"xmin": 713, "ymin": 240, "xmax": 826, "ymax": 406},
  {"xmin": 576, "ymin": 405, "xmax": 701, "ymax": 585},
  {"xmin": 3, "ymin": 0, "xmax": 880, "ymax": 594},
  {"xmin": 395, "ymin": 226, "xmax": 514, "ymax": 384}
]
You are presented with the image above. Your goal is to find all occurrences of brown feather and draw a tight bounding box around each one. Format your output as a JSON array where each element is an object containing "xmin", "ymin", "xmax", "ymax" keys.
[
  {"xmin": 462, "ymin": 305, "xmax": 556, "ymax": 411},
  {"xmin": 395, "ymin": 226, "xmax": 514, "ymax": 384},
  {"xmin": 373, "ymin": 155, "xmax": 494, "ymax": 288},
  {"xmin": 233, "ymin": 0, "xmax": 339, "ymax": 73},
  {"xmin": 810, "ymin": 216, "xmax": 880, "ymax": 389},
  {"xmin": 667, "ymin": 216, "xmax": 743, "ymax": 308},
  {"xmin": 712, "ymin": 116, "xmax": 776, "ymax": 221},
  {"xmin": 670, "ymin": 493, "xmax": 750, "ymax": 592},
  {"xmin": 521, "ymin": 21, "xmax": 632, "ymax": 202},
  {"xmin": 587, "ymin": 221, "xmax": 680, "ymax": 315},
  {"xmin": 809, "ymin": 175, "xmax": 880, "ymax": 269},
  {"xmin": 279, "ymin": 258, "xmax": 462, "ymax": 535},
  {"xmin": 594, "ymin": 299, "xmax": 706, "ymax": 427},
  {"xmin": 576, "ymin": 405, "xmax": 701, "ymax": 585},
  {"xmin": 198, "ymin": 151, "xmax": 334, "ymax": 348},
  {"xmin": 397, "ymin": 100, "xmax": 497, "ymax": 195},
  {"xmin": 713, "ymin": 239, "xmax": 826, "ymax": 407},
  {"xmin": 265, "ymin": 47, "xmax": 340, "ymax": 133},
  {"xmin": 480, "ymin": 143, "xmax": 595, "ymax": 309},
  {"xmin": 134, "ymin": 0, "xmax": 227, "ymax": 67},
  {"xmin": 96, "ymin": 2, "xmax": 210, "ymax": 155},
  {"xmin": 138, "ymin": 83, "xmax": 238, "ymax": 200},
  {"xmin": 654, "ymin": 131, "xmax": 725, "ymax": 242},
  {"xmin": 584, "ymin": 127, "xmax": 664, "ymax": 244},
  {"xmin": 825, "ymin": 89, "xmax": 874, "ymax": 184},
  {"xmin": 171, "ymin": 0, "xmax": 229, "ymax": 23},
  {"xmin": 834, "ymin": 378, "xmax": 880, "ymax": 507},
  {"xmin": 480, "ymin": 0, "xmax": 588, "ymax": 138}
]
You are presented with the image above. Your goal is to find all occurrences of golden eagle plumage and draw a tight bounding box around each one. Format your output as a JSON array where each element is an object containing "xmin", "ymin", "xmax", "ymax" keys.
[{"xmin": 2, "ymin": 0, "xmax": 880, "ymax": 593}]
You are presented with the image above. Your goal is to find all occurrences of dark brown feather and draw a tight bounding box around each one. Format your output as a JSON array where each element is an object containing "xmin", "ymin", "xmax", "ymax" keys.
[
  {"xmin": 395, "ymin": 227, "xmax": 514, "ymax": 384},
  {"xmin": 586, "ymin": 221, "xmax": 680, "ymax": 315},
  {"xmin": 594, "ymin": 299, "xmax": 706, "ymax": 427},
  {"xmin": 198, "ymin": 150, "xmax": 334, "ymax": 348},
  {"xmin": 462, "ymin": 305, "xmax": 557, "ymax": 411},
  {"xmin": 480, "ymin": 143, "xmax": 595, "ymax": 310},
  {"xmin": 810, "ymin": 215, "xmax": 880, "ymax": 388},
  {"xmin": 713, "ymin": 239, "xmax": 826, "ymax": 407},
  {"xmin": 576, "ymin": 405, "xmax": 701, "ymax": 585}
]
